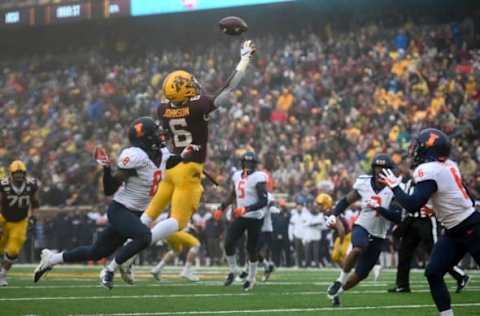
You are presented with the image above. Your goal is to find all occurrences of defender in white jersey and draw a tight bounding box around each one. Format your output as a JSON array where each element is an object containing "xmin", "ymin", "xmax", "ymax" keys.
[
  {"xmin": 34, "ymin": 117, "xmax": 169, "ymax": 288},
  {"xmin": 380, "ymin": 128, "xmax": 480, "ymax": 316},
  {"xmin": 257, "ymin": 193, "xmax": 276, "ymax": 282},
  {"xmin": 214, "ymin": 152, "xmax": 268, "ymax": 291},
  {"xmin": 327, "ymin": 154, "xmax": 398, "ymax": 306}
]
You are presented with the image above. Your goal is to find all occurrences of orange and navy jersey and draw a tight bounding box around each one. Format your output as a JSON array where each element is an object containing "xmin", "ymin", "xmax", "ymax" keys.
[
  {"xmin": 0, "ymin": 177, "xmax": 38, "ymax": 222},
  {"xmin": 158, "ymin": 95, "xmax": 215, "ymax": 164}
]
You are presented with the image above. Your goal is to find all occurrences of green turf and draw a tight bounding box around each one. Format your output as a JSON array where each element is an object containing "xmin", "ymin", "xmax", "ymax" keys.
[{"xmin": 1, "ymin": 265, "xmax": 479, "ymax": 316}]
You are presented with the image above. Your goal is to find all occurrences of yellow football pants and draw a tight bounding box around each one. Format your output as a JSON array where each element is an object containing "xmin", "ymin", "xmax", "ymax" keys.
[
  {"xmin": 167, "ymin": 231, "xmax": 200, "ymax": 253},
  {"xmin": 146, "ymin": 162, "xmax": 204, "ymax": 230},
  {"xmin": 331, "ymin": 233, "xmax": 352, "ymax": 264},
  {"xmin": 0, "ymin": 214, "xmax": 28, "ymax": 259}
]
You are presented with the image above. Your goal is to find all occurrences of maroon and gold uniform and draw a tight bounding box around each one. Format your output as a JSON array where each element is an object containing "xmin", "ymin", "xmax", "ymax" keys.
[
  {"xmin": 145, "ymin": 95, "xmax": 215, "ymax": 229},
  {"xmin": 0, "ymin": 176, "xmax": 39, "ymax": 260},
  {"xmin": 331, "ymin": 216, "xmax": 352, "ymax": 264}
]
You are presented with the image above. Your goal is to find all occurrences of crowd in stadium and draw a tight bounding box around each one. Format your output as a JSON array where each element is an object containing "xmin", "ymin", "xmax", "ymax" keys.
[{"xmin": 1, "ymin": 15, "xmax": 479, "ymax": 267}]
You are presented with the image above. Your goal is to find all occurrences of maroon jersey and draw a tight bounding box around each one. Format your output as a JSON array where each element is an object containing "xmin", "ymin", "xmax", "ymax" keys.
[
  {"xmin": 158, "ymin": 95, "xmax": 216, "ymax": 163},
  {"xmin": 0, "ymin": 177, "xmax": 38, "ymax": 222}
]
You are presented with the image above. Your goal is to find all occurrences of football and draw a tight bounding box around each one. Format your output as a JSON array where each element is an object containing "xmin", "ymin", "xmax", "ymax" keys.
[{"xmin": 218, "ymin": 16, "xmax": 248, "ymax": 36}]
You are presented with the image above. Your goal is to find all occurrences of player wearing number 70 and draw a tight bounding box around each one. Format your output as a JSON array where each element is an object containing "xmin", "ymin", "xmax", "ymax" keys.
[
  {"xmin": 378, "ymin": 128, "xmax": 480, "ymax": 316},
  {"xmin": 33, "ymin": 117, "xmax": 194, "ymax": 288},
  {"xmin": 139, "ymin": 41, "xmax": 256, "ymax": 250}
]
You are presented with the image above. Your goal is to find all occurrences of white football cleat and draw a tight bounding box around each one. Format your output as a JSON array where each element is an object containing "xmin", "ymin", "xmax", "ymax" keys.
[
  {"xmin": 181, "ymin": 268, "xmax": 199, "ymax": 282},
  {"xmin": 33, "ymin": 249, "xmax": 55, "ymax": 283},
  {"xmin": 243, "ymin": 279, "xmax": 256, "ymax": 291},
  {"xmin": 119, "ymin": 263, "xmax": 135, "ymax": 285}
]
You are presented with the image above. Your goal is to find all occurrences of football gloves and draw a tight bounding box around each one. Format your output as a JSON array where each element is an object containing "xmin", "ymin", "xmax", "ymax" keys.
[
  {"xmin": 240, "ymin": 40, "xmax": 256, "ymax": 58},
  {"xmin": 233, "ymin": 207, "xmax": 246, "ymax": 218},
  {"xmin": 379, "ymin": 168, "xmax": 402, "ymax": 189},
  {"xmin": 181, "ymin": 144, "xmax": 201, "ymax": 160},
  {"xmin": 326, "ymin": 215, "xmax": 337, "ymax": 228},
  {"xmin": 213, "ymin": 209, "xmax": 223, "ymax": 221},
  {"xmin": 95, "ymin": 147, "xmax": 111, "ymax": 167}
]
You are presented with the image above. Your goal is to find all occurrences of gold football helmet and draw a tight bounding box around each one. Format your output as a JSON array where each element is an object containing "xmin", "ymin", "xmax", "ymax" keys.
[
  {"xmin": 9, "ymin": 160, "xmax": 27, "ymax": 184},
  {"xmin": 162, "ymin": 70, "xmax": 200, "ymax": 103},
  {"xmin": 315, "ymin": 193, "xmax": 333, "ymax": 211}
]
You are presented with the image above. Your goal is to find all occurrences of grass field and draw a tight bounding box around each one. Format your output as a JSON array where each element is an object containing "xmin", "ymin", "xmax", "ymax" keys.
[{"xmin": 1, "ymin": 265, "xmax": 479, "ymax": 316}]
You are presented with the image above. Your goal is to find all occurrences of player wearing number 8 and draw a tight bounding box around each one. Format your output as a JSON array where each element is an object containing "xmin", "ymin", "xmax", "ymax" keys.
[
  {"xmin": 379, "ymin": 128, "xmax": 480, "ymax": 316},
  {"xmin": 34, "ymin": 117, "xmax": 180, "ymax": 289},
  {"xmin": 141, "ymin": 40, "xmax": 256, "ymax": 249}
]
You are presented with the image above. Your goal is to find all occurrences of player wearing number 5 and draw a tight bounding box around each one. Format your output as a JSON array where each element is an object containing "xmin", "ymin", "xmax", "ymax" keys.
[
  {"xmin": 140, "ymin": 41, "xmax": 256, "ymax": 247},
  {"xmin": 0, "ymin": 160, "xmax": 39, "ymax": 286},
  {"xmin": 34, "ymin": 117, "xmax": 182, "ymax": 288},
  {"xmin": 327, "ymin": 154, "xmax": 397, "ymax": 306}
]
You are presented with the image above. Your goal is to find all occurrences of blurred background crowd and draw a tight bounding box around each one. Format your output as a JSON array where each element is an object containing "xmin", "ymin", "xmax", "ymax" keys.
[{"xmin": 1, "ymin": 1, "xmax": 479, "ymax": 268}]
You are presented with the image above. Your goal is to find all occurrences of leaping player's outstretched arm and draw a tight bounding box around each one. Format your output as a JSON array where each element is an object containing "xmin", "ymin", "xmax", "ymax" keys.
[{"xmin": 213, "ymin": 40, "xmax": 256, "ymax": 108}]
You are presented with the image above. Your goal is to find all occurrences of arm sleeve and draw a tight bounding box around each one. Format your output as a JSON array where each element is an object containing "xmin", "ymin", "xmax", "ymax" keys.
[
  {"xmin": 213, "ymin": 57, "xmax": 250, "ymax": 108},
  {"xmin": 246, "ymin": 182, "xmax": 268, "ymax": 212},
  {"xmin": 103, "ymin": 167, "xmax": 122, "ymax": 196},
  {"xmin": 375, "ymin": 204, "xmax": 403, "ymax": 223},
  {"xmin": 392, "ymin": 180, "xmax": 438, "ymax": 213},
  {"xmin": 333, "ymin": 197, "xmax": 350, "ymax": 216}
]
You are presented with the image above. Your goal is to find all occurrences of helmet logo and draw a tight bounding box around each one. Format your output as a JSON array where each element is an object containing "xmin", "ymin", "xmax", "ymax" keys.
[
  {"xmin": 134, "ymin": 123, "xmax": 144, "ymax": 137},
  {"xmin": 173, "ymin": 77, "xmax": 187, "ymax": 92},
  {"xmin": 426, "ymin": 133, "xmax": 439, "ymax": 147}
]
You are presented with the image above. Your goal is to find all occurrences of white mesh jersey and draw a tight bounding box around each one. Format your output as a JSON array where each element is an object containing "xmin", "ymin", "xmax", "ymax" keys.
[
  {"xmin": 113, "ymin": 147, "xmax": 171, "ymax": 212},
  {"xmin": 232, "ymin": 170, "xmax": 268, "ymax": 220},
  {"xmin": 413, "ymin": 159, "xmax": 475, "ymax": 230},
  {"xmin": 354, "ymin": 175, "xmax": 394, "ymax": 239}
]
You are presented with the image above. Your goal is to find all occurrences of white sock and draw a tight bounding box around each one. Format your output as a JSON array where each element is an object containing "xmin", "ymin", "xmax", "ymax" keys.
[
  {"xmin": 106, "ymin": 259, "xmax": 119, "ymax": 272},
  {"xmin": 0, "ymin": 267, "xmax": 5, "ymax": 275},
  {"xmin": 337, "ymin": 270, "xmax": 349, "ymax": 285},
  {"xmin": 248, "ymin": 261, "xmax": 257, "ymax": 282},
  {"xmin": 226, "ymin": 256, "xmax": 238, "ymax": 274},
  {"xmin": 49, "ymin": 252, "xmax": 64, "ymax": 265},
  {"xmin": 150, "ymin": 218, "xmax": 179, "ymax": 245},
  {"xmin": 140, "ymin": 213, "xmax": 153, "ymax": 226},
  {"xmin": 184, "ymin": 262, "xmax": 192, "ymax": 270},
  {"xmin": 152, "ymin": 260, "xmax": 166, "ymax": 274},
  {"xmin": 440, "ymin": 309, "xmax": 454, "ymax": 316}
]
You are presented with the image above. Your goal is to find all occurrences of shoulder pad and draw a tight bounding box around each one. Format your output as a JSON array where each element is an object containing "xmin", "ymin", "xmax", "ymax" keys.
[
  {"xmin": 353, "ymin": 175, "xmax": 371, "ymax": 191},
  {"xmin": 0, "ymin": 177, "xmax": 9, "ymax": 186},
  {"xmin": 413, "ymin": 162, "xmax": 438, "ymax": 183},
  {"xmin": 117, "ymin": 147, "xmax": 148, "ymax": 170}
]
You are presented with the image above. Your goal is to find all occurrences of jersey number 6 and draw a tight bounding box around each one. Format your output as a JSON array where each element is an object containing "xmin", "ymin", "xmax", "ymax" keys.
[{"xmin": 169, "ymin": 118, "xmax": 193, "ymax": 147}]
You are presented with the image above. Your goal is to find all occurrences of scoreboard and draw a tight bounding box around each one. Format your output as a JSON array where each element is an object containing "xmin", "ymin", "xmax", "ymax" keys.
[
  {"xmin": 0, "ymin": 0, "xmax": 131, "ymax": 27},
  {"xmin": 0, "ymin": 0, "xmax": 293, "ymax": 27}
]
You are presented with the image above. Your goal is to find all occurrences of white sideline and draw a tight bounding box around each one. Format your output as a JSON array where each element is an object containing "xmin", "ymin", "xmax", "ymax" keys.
[
  {"xmin": 68, "ymin": 303, "xmax": 480, "ymax": 316},
  {"xmin": 3, "ymin": 288, "xmax": 480, "ymax": 301}
]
